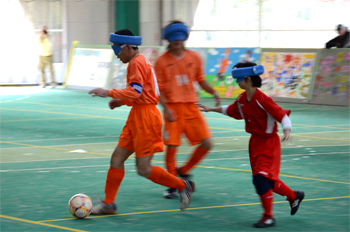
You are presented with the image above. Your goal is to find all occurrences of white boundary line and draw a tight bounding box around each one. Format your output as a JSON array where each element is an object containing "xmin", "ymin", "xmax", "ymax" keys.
[
  {"xmin": 1, "ymin": 152, "xmax": 348, "ymax": 171},
  {"xmin": 1, "ymin": 147, "xmax": 349, "ymax": 164},
  {"xmin": 1, "ymin": 130, "xmax": 348, "ymax": 149},
  {"xmin": 0, "ymin": 96, "xmax": 30, "ymax": 103},
  {"xmin": 0, "ymin": 163, "xmax": 134, "ymax": 172}
]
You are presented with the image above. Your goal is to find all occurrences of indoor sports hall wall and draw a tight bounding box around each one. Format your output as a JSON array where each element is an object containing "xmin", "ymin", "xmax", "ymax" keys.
[{"xmin": 64, "ymin": 44, "xmax": 349, "ymax": 106}]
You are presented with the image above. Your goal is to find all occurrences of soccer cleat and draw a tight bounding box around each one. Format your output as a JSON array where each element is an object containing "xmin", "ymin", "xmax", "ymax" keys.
[
  {"xmin": 288, "ymin": 191, "xmax": 305, "ymax": 215},
  {"xmin": 177, "ymin": 167, "xmax": 192, "ymax": 180},
  {"xmin": 90, "ymin": 199, "xmax": 117, "ymax": 215},
  {"xmin": 253, "ymin": 214, "xmax": 275, "ymax": 228},
  {"xmin": 179, "ymin": 180, "xmax": 195, "ymax": 210},
  {"xmin": 163, "ymin": 188, "xmax": 178, "ymax": 199}
]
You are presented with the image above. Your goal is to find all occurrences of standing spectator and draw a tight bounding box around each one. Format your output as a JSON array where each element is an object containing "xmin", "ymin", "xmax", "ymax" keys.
[
  {"xmin": 325, "ymin": 24, "xmax": 350, "ymax": 48},
  {"xmin": 38, "ymin": 26, "xmax": 56, "ymax": 88}
]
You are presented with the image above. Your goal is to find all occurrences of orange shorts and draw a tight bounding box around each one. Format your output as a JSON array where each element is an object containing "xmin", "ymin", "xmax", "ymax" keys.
[
  {"xmin": 118, "ymin": 104, "xmax": 164, "ymax": 157},
  {"xmin": 163, "ymin": 103, "xmax": 211, "ymax": 146}
]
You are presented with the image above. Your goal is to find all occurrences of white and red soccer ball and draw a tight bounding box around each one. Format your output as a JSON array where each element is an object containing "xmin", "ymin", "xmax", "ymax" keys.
[{"xmin": 68, "ymin": 193, "xmax": 93, "ymax": 219}]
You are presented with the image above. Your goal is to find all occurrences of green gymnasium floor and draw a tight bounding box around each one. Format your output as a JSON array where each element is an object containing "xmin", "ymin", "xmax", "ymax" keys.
[{"xmin": 0, "ymin": 87, "xmax": 349, "ymax": 232}]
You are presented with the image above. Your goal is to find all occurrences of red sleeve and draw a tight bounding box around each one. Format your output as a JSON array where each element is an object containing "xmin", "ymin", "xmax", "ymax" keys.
[
  {"xmin": 108, "ymin": 61, "xmax": 144, "ymax": 99},
  {"xmin": 226, "ymin": 99, "xmax": 244, "ymax": 120},
  {"xmin": 259, "ymin": 95, "xmax": 291, "ymax": 122}
]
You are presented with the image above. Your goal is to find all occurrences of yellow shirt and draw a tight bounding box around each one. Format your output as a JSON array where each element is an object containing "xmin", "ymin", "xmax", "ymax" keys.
[{"xmin": 38, "ymin": 36, "xmax": 53, "ymax": 56}]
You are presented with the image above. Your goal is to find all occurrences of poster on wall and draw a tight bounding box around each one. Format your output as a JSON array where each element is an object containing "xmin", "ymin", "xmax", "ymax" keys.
[
  {"xmin": 260, "ymin": 50, "xmax": 317, "ymax": 99},
  {"xmin": 67, "ymin": 48, "xmax": 114, "ymax": 89},
  {"xmin": 310, "ymin": 49, "xmax": 349, "ymax": 106},
  {"xmin": 200, "ymin": 48, "xmax": 261, "ymax": 99}
]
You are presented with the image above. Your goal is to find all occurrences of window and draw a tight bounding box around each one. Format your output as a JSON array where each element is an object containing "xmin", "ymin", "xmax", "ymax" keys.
[{"xmin": 20, "ymin": 0, "xmax": 63, "ymax": 62}]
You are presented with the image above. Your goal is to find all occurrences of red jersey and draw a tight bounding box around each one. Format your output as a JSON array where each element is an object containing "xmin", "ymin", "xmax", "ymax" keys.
[
  {"xmin": 226, "ymin": 89, "xmax": 291, "ymax": 136},
  {"xmin": 154, "ymin": 50, "xmax": 205, "ymax": 103},
  {"xmin": 108, "ymin": 54, "xmax": 160, "ymax": 105}
]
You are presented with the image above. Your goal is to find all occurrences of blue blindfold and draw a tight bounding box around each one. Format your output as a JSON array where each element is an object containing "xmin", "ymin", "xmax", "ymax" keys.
[{"xmin": 231, "ymin": 65, "xmax": 265, "ymax": 83}]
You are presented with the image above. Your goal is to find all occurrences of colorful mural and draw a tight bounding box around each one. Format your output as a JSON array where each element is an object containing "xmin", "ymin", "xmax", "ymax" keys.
[
  {"xmin": 260, "ymin": 52, "xmax": 317, "ymax": 98},
  {"xmin": 200, "ymin": 48, "xmax": 261, "ymax": 99},
  {"xmin": 311, "ymin": 49, "xmax": 350, "ymax": 106}
]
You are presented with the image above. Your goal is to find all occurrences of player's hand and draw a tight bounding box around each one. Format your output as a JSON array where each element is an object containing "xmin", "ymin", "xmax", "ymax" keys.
[
  {"xmin": 109, "ymin": 99, "xmax": 122, "ymax": 109},
  {"xmin": 195, "ymin": 103, "xmax": 211, "ymax": 112},
  {"xmin": 281, "ymin": 129, "xmax": 292, "ymax": 142},
  {"xmin": 165, "ymin": 108, "xmax": 177, "ymax": 122},
  {"xmin": 213, "ymin": 92, "xmax": 221, "ymax": 107},
  {"xmin": 88, "ymin": 88, "xmax": 109, "ymax": 97}
]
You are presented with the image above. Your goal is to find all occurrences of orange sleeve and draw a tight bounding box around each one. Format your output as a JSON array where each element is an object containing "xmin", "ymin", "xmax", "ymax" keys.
[
  {"xmin": 154, "ymin": 58, "xmax": 166, "ymax": 91},
  {"xmin": 121, "ymin": 99, "xmax": 133, "ymax": 106},
  {"xmin": 108, "ymin": 61, "xmax": 145, "ymax": 99},
  {"xmin": 194, "ymin": 53, "xmax": 205, "ymax": 83}
]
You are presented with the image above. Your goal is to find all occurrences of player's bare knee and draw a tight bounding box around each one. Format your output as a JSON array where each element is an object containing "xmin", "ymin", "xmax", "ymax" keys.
[
  {"xmin": 136, "ymin": 165, "xmax": 151, "ymax": 177},
  {"xmin": 201, "ymin": 137, "xmax": 213, "ymax": 150}
]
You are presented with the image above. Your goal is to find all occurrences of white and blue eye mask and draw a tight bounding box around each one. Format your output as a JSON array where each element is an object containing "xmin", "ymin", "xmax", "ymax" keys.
[
  {"xmin": 231, "ymin": 65, "xmax": 265, "ymax": 83},
  {"xmin": 163, "ymin": 23, "xmax": 189, "ymax": 42},
  {"xmin": 109, "ymin": 33, "xmax": 142, "ymax": 55}
]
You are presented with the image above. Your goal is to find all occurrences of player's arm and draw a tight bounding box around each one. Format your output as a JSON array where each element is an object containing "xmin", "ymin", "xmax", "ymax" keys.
[
  {"xmin": 88, "ymin": 85, "xmax": 141, "ymax": 100},
  {"xmin": 195, "ymin": 54, "xmax": 221, "ymax": 106},
  {"xmin": 159, "ymin": 90, "xmax": 176, "ymax": 122},
  {"xmin": 198, "ymin": 81, "xmax": 221, "ymax": 106},
  {"xmin": 196, "ymin": 100, "xmax": 243, "ymax": 120},
  {"xmin": 260, "ymin": 96, "xmax": 292, "ymax": 141},
  {"xmin": 154, "ymin": 58, "xmax": 176, "ymax": 122},
  {"xmin": 196, "ymin": 103, "xmax": 222, "ymax": 113}
]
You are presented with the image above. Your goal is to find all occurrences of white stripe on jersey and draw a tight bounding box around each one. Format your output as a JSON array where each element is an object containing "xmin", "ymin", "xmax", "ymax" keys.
[
  {"xmin": 151, "ymin": 67, "xmax": 160, "ymax": 96},
  {"xmin": 256, "ymin": 100, "xmax": 275, "ymax": 134},
  {"xmin": 237, "ymin": 96, "xmax": 244, "ymax": 119}
]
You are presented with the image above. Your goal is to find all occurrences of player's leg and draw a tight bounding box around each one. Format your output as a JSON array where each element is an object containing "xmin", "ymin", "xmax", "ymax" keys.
[
  {"xmin": 252, "ymin": 174, "xmax": 275, "ymax": 228},
  {"xmin": 164, "ymin": 145, "xmax": 179, "ymax": 198},
  {"xmin": 178, "ymin": 137, "xmax": 212, "ymax": 176},
  {"xmin": 249, "ymin": 135, "xmax": 276, "ymax": 228},
  {"xmin": 178, "ymin": 104, "xmax": 212, "ymax": 176},
  {"xmin": 273, "ymin": 179, "xmax": 304, "ymax": 215},
  {"xmin": 47, "ymin": 55, "xmax": 56, "ymax": 87},
  {"xmin": 91, "ymin": 145, "xmax": 133, "ymax": 215},
  {"xmin": 38, "ymin": 56, "xmax": 46, "ymax": 87},
  {"xmin": 136, "ymin": 154, "xmax": 194, "ymax": 210},
  {"xmin": 163, "ymin": 104, "xmax": 182, "ymax": 198}
]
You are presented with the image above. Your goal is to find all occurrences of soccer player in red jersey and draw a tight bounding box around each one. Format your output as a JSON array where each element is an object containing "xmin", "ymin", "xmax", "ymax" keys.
[
  {"xmin": 88, "ymin": 29, "xmax": 194, "ymax": 214},
  {"xmin": 154, "ymin": 21, "xmax": 220, "ymax": 198},
  {"xmin": 197, "ymin": 62, "xmax": 305, "ymax": 228}
]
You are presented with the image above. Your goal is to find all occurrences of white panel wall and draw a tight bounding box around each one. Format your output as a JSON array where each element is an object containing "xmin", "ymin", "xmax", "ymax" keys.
[
  {"xmin": 139, "ymin": 0, "xmax": 199, "ymax": 46},
  {"xmin": 66, "ymin": 0, "xmax": 113, "ymax": 48}
]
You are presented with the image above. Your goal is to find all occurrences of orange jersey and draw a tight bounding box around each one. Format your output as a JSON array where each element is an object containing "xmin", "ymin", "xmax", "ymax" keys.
[
  {"xmin": 154, "ymin": 50, "xmax": 205, "ymax": 103},
  {"xmin": 108, "ymin": 54, "xmax": 160, "ymax": 105}
]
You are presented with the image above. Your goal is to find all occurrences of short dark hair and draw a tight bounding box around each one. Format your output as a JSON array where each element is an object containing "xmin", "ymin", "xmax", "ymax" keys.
[
  {"xmin": 233, "ymin": 62, "xmax": 262, "ymax": 88},
  {"xmin": 114, "ymin": 29, "xmax": 138, "ymax": 50}
]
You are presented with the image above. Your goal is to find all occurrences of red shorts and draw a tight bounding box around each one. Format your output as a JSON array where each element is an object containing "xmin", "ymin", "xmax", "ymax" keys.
[
  {"xmin": 249, "ymin": 133, "xmax": 281, "ymax": 181},
  {"xmin": 163, "ymin": 103, "xmax": 211, "ymax": 146},
  {"xmin": 118, "ymin": 104, "xmax": 164, "ymax": 157}
]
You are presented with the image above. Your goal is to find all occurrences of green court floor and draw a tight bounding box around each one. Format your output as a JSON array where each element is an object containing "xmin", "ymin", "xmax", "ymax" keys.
[{"xmin": 1, "ymin": 87, "xmax": 349, "ymax": 232}]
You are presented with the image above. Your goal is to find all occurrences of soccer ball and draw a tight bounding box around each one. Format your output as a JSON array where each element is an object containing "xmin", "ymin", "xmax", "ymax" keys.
[{"xmin": 68, "ymin": 193, "xmax": 93, "ymax": 219}]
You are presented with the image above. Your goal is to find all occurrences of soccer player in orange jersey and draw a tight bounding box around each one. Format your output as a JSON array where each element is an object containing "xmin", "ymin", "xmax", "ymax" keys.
[
  {"xmin": 154, "ymin": 21, "xmax": 221, "ymax": 198},
  {"xmin": 88, "ymin": 29, "xmax": 194, "ymax": 214}
]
